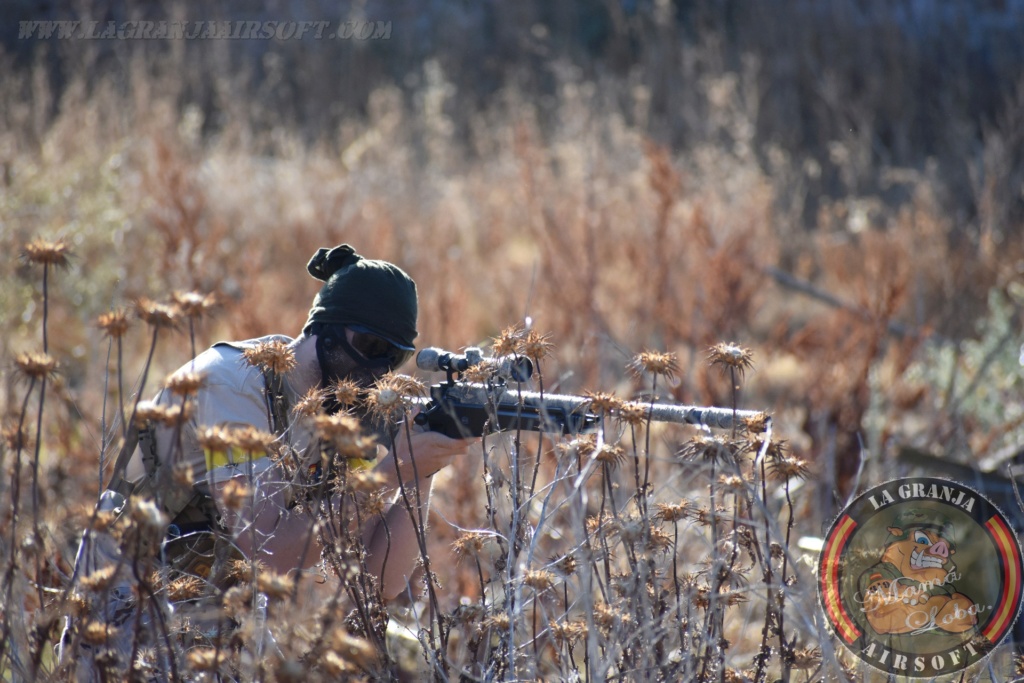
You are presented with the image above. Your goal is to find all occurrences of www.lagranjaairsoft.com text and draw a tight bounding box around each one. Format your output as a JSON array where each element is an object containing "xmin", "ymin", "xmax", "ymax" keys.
[{"xmin": 19, "ymin": 20, "xmax": 392, "ymax": 41}]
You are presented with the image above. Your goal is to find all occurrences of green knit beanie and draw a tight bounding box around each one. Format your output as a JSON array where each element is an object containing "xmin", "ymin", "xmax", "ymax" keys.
[{"xmin": 303, "ymin": 244, "xmax": 418, "ymax": 349}]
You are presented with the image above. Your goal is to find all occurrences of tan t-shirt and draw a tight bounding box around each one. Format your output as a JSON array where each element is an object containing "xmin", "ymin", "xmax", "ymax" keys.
[{"xmin": 126, "ymin": 335, "xmax": 315, "ymax": 524}]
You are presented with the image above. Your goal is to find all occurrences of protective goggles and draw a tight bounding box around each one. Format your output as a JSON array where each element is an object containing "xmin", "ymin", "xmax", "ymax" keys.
[{"xmin": 340, "ymin": 325, "xmax": 414, "ymax": 369}]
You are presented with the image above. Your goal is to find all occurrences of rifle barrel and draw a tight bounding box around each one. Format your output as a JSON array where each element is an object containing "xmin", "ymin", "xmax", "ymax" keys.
[{"xmin": 414, "ymin": 383, "xmax": 762, "ymax": 431}]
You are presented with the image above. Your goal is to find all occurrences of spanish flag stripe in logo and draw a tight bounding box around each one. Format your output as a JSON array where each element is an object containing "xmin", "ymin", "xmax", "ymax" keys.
[
  {"xmin": 821, "ymin": 515, "xmax": 861, "ymax": 643},
  {"xmin": 982, "ymin": 516, "xmax": 1021, "ymax": 642}
]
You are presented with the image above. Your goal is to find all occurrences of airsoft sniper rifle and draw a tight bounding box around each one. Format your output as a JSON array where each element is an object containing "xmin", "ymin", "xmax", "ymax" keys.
[{"xmin": 412, "ymin": 346, "xmax": 763, "ymax": 439}]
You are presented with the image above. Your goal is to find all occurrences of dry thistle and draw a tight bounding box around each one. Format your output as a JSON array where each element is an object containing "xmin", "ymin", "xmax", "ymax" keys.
[
  {"xmin": 330, "ymin": 378, "xmax": 362, "ymax": 408},
  {"xmin": 740, "ymin": 411, "xmax": 771, "ymax": 434},
  {"xmin": 551, "ymin": 553, "xmax": 578, "ymax": 577},
  {"xmin": 187, "ymin": 648, "xmax": 227, "ymax": 672},
  {"xmin": 292, "ymin": 387, "xmax": 326, "ymax": 418},
  {"xmin": 135, "ymin": 297, "xmax": 180, "ymax": 329},
  {"xmin": 242, "ymin": 339, "xmax": 296, "ymax": 375},
  {"xmin": 315, "ymin": 413, "xmax": 376, "ymax": 460},
  {"xmin": 517, "ymin": 329, "xmax": 553, "ymax": 361},
  {"xmin": 219, "ymin": 479, "xmax": 250, "ymax": 511},
  {"xmin": 585, "ymin": 391, "xmax": 623, "ymax": 414},
  {"xmin": 707, "ymin": 342, "xmax": 755, "ymax": 378},
  {"xmin": 452, "ymin": 531, "xmax": 489, "ymax": 560},
  {"xmin": 23, "ymin": 238, "xmax": 71, "ymax": 267},
  {"xmin": 678, "ymin": 434, "xmax": 748, "ymax": 465},
  {"xmin": 349, "ymin": 469, "xmax": 387, "ymax": 495},
  {"xmin": 595, "ymin": 442, "xmax": 626, "ymax": 467},
  {"xmin": 233, "ymin": 426, "xmax": 276, "ymax": 454},
  {"xmin": 79, "ymin": 565, "xmax": 118, "ymax": 592},
  {"xmin": 522, "ymin": 569, "xmax": 556, "ymax": 591},
  {"xmin": 80, "ymin": 621, "xmax": 115, "ymax": 646},
  {"xmin": 717, "ymin": 474, "xmax": 748, "ymax": 495},
  {"xmin": 226, "ymin": 558, "xmax": 265, "ymax": 583},
  {"xmin": 165, "ymin": 370, "xmax": 206, "ymax": 396},
  {"xmin": 358, "ymin": 489, "xmax": 387, "ymax": 517},
  {"xmin": 629, "ymin": 350, "xmax": 679, "ymax": 379},
  {"xmin": 172, "ymin": 464, "xmax": 194, "ymax": 487},
  {"xmin": 97, "ymin": 309, "xmax": 131, "ymax": 339},
  {"xmin": 616, "ymin": 401, "xmax": 649, "ymax": 426},
  {"xmin": 646, "ymin": 527, "xmax": 674, "ymax": 554},
  {"xmin": 654, "ymin": 501, "xmax": 692, "ymax": 523},
  {"xmin": 492, "ymin": 324, "xmax": 523, "ymax": 357},
  {"xmin": 326, "ymin": 627, "xmax": 378, "ymax": 671},
  {"xmin": 166, "ymin": 575, "xmax": 204, "ymax": 601},
  {"xmin": 197, "ymin": 425, "xmax": 238, "ymax": 454},
  {"xmin": 171, "ymin": 290, "xmax": 216, "ymax": 319},
  {"xmin": 767, "ymin": 454, "xmax": 810, "ymax": 482},
  {"xmin": 129, "ymin": 497, "xmax": 168, "ymax": 536},
  {"xmin": 549, "ymin": 619, "xmax": 588, "ymax": 645},
  {"xmin": 364, "ymin": 373, "xmax": 425, "ymax": 422},
  {"xmin": 14, "ymin": 352, "xmax": 58, "ymax": 380},
  {"xmin": 257, "ymin": 570, "xmax": 295, "ymax": 600}
]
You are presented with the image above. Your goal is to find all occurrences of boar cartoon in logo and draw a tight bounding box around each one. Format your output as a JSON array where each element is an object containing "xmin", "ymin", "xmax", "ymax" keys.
[{"xmin": 858, "ymin": 509, "xmax": 977, "ymax": 635}]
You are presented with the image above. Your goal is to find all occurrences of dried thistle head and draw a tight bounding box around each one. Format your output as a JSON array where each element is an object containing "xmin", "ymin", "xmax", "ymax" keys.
[
  {"xmin": 767, "ymin": 453, "xmax": 810, "ymax": 482},
  {"xmin": 171, "ymin": 290, "xmax": 216, "ymax": 320},
  {"xmin": 585, "ymin": 391, "xmax": 623, "ymax": 414},
  {"xmin": 135, "ymin": 297, "xmax": 180, "ymax": 330},
  {"xmin": 314, "ymin": 412, "xmax": 362, "ymax": 444},
  {"xmin": 629, "ymin": 350, "xmax": 679, "ymax": 379},
  {"xmin": 551, "ymin": 553, "xmax": 578, "ymax": 577},
  {"xmin": 219, "ymin": 479, "xmax": 250, "ymax": 510},
  {"xmin": 740, "ymin": 411, "xmax": 771, "ymax": 434},
  {"xmin": 256, "ymin": 570, "xmax": 295, "ymax": 600},
  {"xmin": 348, "ymin": 468, "xmax": 387, "ymax": 495},
  {"xmin": 226, "ymin": 558, "xmax": 264, "ymax": 583},
  {"xmin": 128, "ymin": 497, "xmax": 168, "ymax": 536},
  {"xmin": 292, "ymin": 387, "xmax": 326, "ymax": 418},
  {"xmin": 517, "ymin": 329, "xmax": 553, "ymax": 361},
  {"xmin": 242, "ymin": 339, "xmax": 296, "ymax": 375},
  {"xmin": 717, "ymin": 474, "xmax": 748, "ymax": 495},
  {"xmin": 326, "ymin": 628, "xmax": 378, "ymax": 670},
  {"xmin": 233, "ymin": 426, "xmax": 276, "ymax": 454},
  {"xmin": 678, "ymin": 434, "xmax": 747, "ymax": 465},
  {"xmin": 166, "ymin": 575, "xmax": 204, "ymax": 601},
  {"xmin": 197, "ymin": 425, "xmax": 237, "ymax": 453},
  {"xmin": 329, "ymin": 378, "xmax": 362, "ymax": 408},
  {"xmin": 23, "ymin": 238, "xmax": 71, "ymax": 268},
  {"xmin": 707, "ymin": 342, "xmax": 754, "ymax": 378},
  {"xmin": 492, "ymin": 324, "xmax": 523, "ymax": 357},
  {"xmin": 549, "ymin": 619, "xmax": 588, "ymax": 645},
  {"xmin": 97, "ymin": 309, "xmax": 131, "ymax": 339},
  {"xmin": 616, "ymin": 401, "xmax": 648, "ymax": 426},
  {"xmin": 364, "ymin": 373, "xmax": 425, "ymax": 422},
  {"xmin": 80, "ymin": 620, "xmax": 115, "ymax": 646},
  {"xmin": 523, "ymin": 569, "xmax": 556, "ymax": 591},
  {"xmin": 15, "ymin": 352, "xmax": 58, "ymax": 380},
  {"xmin": 595, "ymin": 442, "xmax": 625, "ymax": 467},
  {"xmin": 655, "ymin": 501, "xmax": 692, "ymax": 523},
  {"xmin": 453, "ymin": 531, "xmax": 490, "ymax": 561},
  {"xmin": 187, "ymin": 648, "xmax": 227, "ymax": 672},
  {"xmin": 165, "ymin": 370, "xmax": 206, "ymax": 396},
  {"xmin": 79, "ymin": 565, "xmax": 118, "ymax": 592}
]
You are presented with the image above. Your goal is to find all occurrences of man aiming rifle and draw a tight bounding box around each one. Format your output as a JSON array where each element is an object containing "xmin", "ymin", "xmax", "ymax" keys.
[{"xmin": 61, "ymin": 244, "xmax": 476, "ymax": 681}]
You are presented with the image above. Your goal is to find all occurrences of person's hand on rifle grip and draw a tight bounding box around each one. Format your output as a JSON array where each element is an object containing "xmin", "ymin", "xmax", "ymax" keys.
[{"xmin": 386, "ymin": 427, "xmax": 479, "ymax": 484}]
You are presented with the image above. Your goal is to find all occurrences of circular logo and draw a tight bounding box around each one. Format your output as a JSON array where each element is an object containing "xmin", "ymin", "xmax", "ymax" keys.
[{"xmin": 818, "ymin": 477, "xmax": 1023, "ymax": 677}]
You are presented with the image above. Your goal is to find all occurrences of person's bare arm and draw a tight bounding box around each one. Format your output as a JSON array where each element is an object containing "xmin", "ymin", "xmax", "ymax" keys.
[{"xmin": 211, "ymin": 430, "xmax": 476, "ymax": 597}]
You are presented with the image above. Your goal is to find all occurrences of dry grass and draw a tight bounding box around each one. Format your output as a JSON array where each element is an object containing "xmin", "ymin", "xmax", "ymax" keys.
[{"xmin": 2, "ymin": 3, "xmax": 1024, "ymax": 679}]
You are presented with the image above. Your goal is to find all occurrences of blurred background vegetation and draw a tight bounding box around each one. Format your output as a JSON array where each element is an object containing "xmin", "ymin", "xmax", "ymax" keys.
[{"xmin": 2, "ymin": 1, "xmax": 1024, "ymax": 674}]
